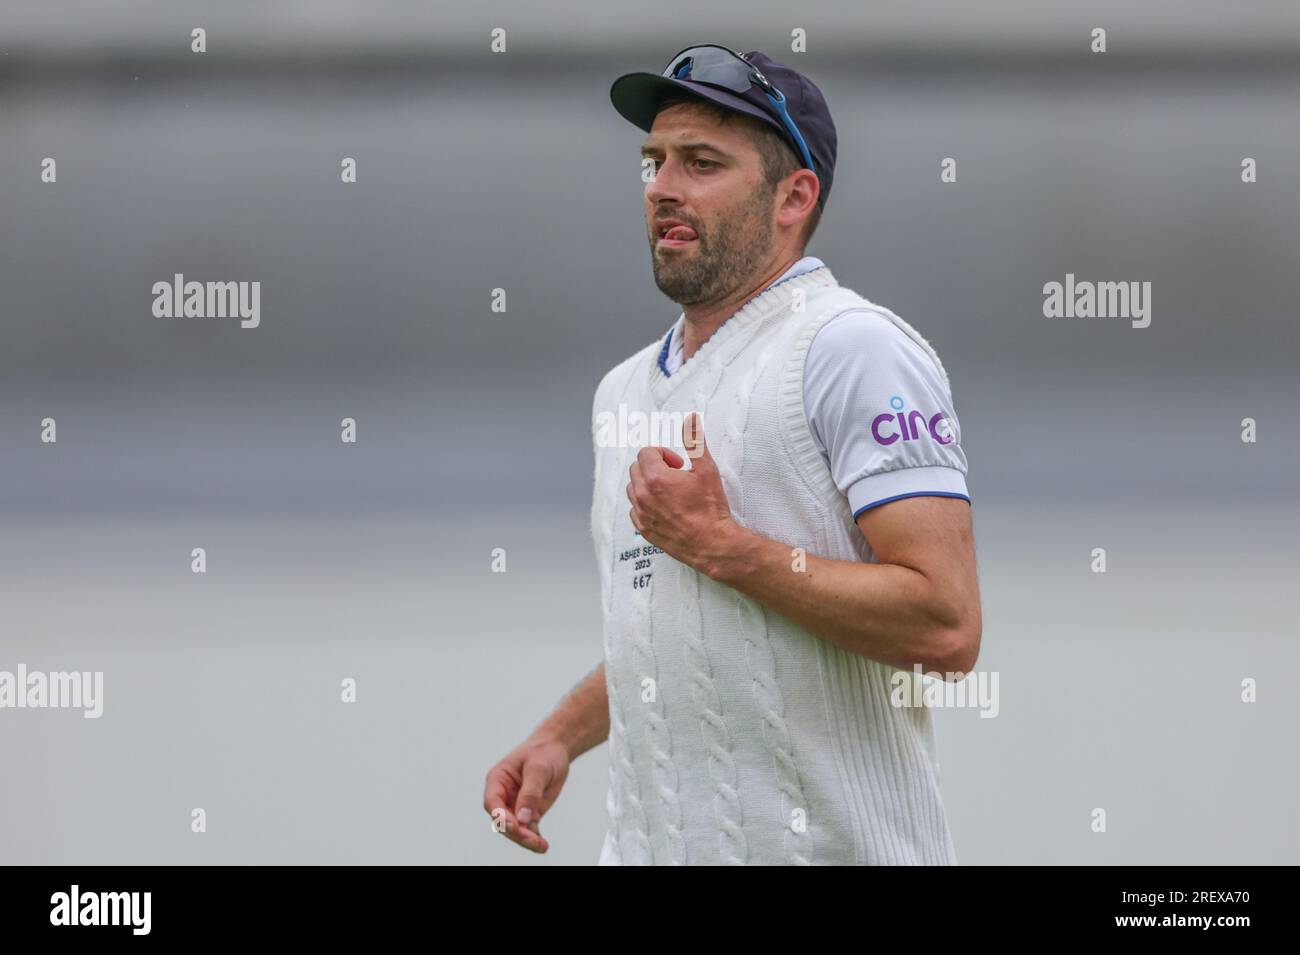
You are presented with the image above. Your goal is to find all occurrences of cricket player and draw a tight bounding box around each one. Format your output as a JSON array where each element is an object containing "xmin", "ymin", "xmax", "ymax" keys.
[{"xmin": 484, "ymin": 44, "xmax": 981, "ymax": 864}]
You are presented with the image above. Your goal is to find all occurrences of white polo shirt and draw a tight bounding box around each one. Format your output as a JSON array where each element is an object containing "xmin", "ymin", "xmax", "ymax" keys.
[{"xmin": 658, "ymin": 256, "xmax": 970, "ymax": 517}]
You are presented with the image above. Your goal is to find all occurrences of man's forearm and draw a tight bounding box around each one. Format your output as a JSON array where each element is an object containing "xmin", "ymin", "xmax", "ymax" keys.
[
  {"xmin": 531, "ymin": 663, "xmax": 610, "ymax": 760},
  {"xmin": 701, "ymin": 525, "xmax": 971, "ymax": 674}
]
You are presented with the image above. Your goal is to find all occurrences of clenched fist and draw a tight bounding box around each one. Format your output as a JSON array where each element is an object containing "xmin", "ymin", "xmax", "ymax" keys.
[{"xmin": 626, "ymin": 412, "xmax": 738, "ymax": 577}]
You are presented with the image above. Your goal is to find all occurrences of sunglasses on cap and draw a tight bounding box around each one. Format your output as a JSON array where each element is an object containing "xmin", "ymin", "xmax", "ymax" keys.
[{"xmin": 662, "ymin": 44, "xmax": 816, "ymax": 175}]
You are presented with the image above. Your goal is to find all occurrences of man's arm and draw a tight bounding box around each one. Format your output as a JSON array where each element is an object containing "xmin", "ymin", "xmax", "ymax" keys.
[
  {"xmin": 706, "ymin": 497, "xmax": 980, "ymax": 675},
  {"xmin": 537, "ymin": 662, "xmax": 611, "ymax": 761},
  {"xmin": 627, "ymin": 414, "xmax": 981, "ymax": 677},
  {"xmin": 483, "ymin": 663, "xmax": 609, "ymax": 853}
]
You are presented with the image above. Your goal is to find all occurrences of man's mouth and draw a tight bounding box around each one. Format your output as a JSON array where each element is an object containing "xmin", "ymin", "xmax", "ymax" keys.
[{"xmin": 656, "ymin": 223, "xmax": 699, "ymax": 248}]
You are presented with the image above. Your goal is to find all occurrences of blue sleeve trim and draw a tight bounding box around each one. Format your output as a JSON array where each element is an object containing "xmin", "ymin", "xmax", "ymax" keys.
[{"xmin": 852, "ymin": 491, "xmax": 971, "ymax": 521}]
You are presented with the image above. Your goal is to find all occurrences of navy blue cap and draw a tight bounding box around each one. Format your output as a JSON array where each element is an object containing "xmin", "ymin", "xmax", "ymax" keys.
[{"xmin": 610, "ymin": 49, "xmax": 837, "ymax": 211}]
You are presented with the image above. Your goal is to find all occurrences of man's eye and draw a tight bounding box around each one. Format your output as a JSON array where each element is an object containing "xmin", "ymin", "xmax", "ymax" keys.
[{"xmin": 643, "ymin": 157, "xmax": 715, "ymax": 170}]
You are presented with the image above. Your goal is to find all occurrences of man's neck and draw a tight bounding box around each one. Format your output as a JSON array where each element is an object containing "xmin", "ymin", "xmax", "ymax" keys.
[{"xmin": 680, "ymin": 254, "xmax": 802, "ymax": 364}]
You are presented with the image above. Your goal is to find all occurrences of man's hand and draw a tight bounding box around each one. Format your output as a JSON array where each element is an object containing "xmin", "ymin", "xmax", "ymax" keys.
[
  {"xmin": 483, "ymin": 736, "xmax": 571, "ymax": 854},
  {"xmin": 626, "ymin": 412, "xmax": 737, "ymax": 575}
]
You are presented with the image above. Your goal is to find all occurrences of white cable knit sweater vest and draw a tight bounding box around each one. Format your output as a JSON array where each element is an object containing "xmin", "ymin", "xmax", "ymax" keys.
[{"xmin": 590, "ymin": 264, "xmax": 958, "ymax": 866}]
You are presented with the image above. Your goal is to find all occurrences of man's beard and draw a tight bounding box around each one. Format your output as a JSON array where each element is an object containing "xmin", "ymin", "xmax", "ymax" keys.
[{"xmin": 650, "ymin": 191, "xmax": 775, "ymax": 307}]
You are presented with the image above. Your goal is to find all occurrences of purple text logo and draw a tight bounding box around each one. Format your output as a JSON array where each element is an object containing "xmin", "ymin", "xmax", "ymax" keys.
[{"xmin": 872, "ymin": 395, "xmax": 955, "ymax": 446}]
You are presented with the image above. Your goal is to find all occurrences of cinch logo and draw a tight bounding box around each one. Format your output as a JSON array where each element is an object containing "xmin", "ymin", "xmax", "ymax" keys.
[{"xmin": 871, "ymin": 395, "xmax": 955, "ymax": 446}]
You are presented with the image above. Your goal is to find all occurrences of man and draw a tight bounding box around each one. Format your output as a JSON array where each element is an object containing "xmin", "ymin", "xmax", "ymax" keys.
[{"xmin": 484, "ymin": 45, "xmax": 981, "ymax": 865}]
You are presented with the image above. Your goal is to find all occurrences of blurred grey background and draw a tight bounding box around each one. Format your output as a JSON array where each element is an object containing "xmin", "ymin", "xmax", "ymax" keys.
[{"xmin": 1, "ymin": 0, "xmax": 1297, "ymax": 865}]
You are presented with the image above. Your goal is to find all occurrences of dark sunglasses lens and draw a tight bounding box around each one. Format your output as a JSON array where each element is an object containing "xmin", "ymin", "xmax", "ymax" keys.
[{"xmin": 663, "ymin": 46, "xmax": 752, "ymax": 92}]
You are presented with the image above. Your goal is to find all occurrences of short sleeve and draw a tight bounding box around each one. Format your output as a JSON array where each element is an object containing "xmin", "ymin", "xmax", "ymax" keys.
[{"xmin": 804, "ymin": 310, "xmax": 970, "ymax": 519}]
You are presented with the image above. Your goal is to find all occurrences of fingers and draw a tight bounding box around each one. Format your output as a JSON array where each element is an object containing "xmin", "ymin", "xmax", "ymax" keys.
[
  {"xmin": 513, "ymin": 759, "xmax": 551, "ymax": 842},
  {"xmin": 683, "ymin": 412, "xmax": 714, "ymax": 465},
  {"xmin": 626, "ymin": 460, "xmax": 642, "ymax": 525},
  {"xmin": 627, "ymin": 456, "xmax": 649, "ymax": 526},
  {"xmin": 483, "ymin": 770, "xmax": 511, "ymax": 818},
  {"xmin": 512, "ymin": 820, "xmax": 550, "ymax": 853},
  {"xmin": 634, "ymin": 444, "xmax": 687, "ymax": 474},
  {"xmin": 627, "ymin": 454, "xmax": 660, "ymax": 533},
  {"xmin": 625, "ymin": 430, "xmax": 704, "ymax": 534},
  {"xmin": 484, "ymin": 767, "xmax": 549, "ymax": 853},
  {"xmin": 660, "ymin": 447, "xmax": 686, "ymax": 469},
  {"xmin": 628, "ymin": 416, "xmax": 714, "ymax": 469}
]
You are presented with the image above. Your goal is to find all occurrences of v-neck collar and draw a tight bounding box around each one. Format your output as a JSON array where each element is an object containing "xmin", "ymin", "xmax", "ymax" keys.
[
  {"xmin": 658, "ymin": 256, "xmax": 827, "ymax": 378},
  {"xmin": 646, "ymin": 265, "xmax": 837, "ymax": 407}
]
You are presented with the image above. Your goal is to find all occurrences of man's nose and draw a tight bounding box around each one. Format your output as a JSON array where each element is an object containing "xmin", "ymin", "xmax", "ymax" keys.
[{"xmin": 645, "ymin": 156, "xmax": 685, "ymax": 204}]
